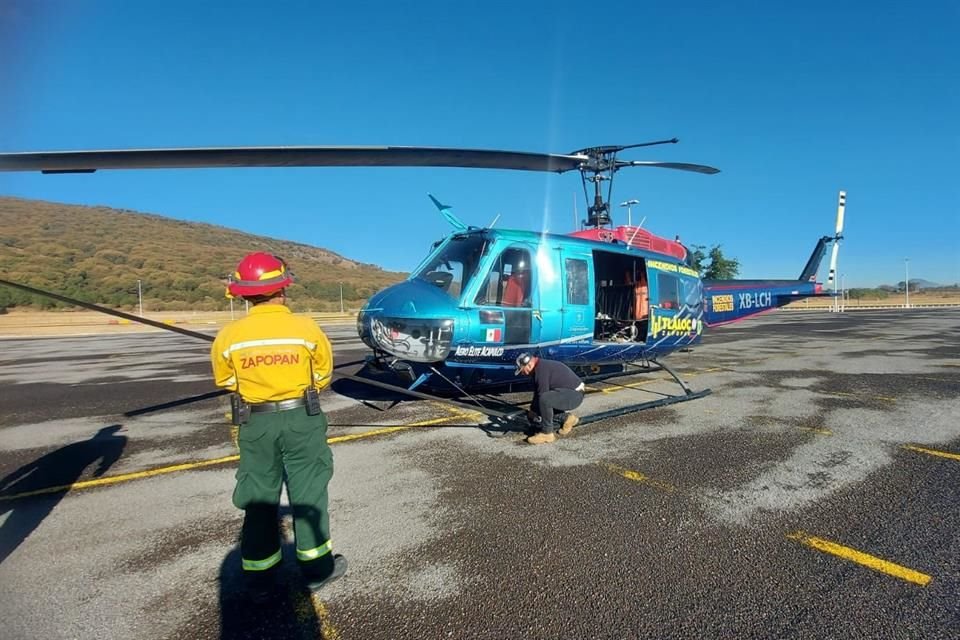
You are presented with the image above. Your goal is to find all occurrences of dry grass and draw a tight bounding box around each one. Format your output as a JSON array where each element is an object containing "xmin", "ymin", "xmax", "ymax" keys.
[
  {"xmin": 0, "ymin": 309, "xmax": 357, "ymax": 337},
  {"xmin": 787, "ymin": 292, "xmax": 960, "ymax": 309}
]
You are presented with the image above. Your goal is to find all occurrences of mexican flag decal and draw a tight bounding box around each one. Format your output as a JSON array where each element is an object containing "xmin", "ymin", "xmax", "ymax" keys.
[{"xmin": 485, "ymin": 328, "xmax": 502, "ymax": 342}]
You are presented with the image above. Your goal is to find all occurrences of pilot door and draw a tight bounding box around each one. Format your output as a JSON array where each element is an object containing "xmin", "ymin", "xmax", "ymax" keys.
[
  {"xmin": 560, "ymin": 251, "xmax": 593, "ymax": 341},
  {"xmin": 472, "ymin": 245, "xmax": 539, "ymax": 345}
]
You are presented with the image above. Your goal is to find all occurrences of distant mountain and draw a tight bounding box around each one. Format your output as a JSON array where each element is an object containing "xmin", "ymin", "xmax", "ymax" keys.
[
  {"xmin": 0, "ymin": 196, "xmax": 407, "ymax": 311},
  {"xmin": 906, "ymin": 279, "xmax": 943, "ymax": 289},
  {"xmin": 879, "ymin": 279, "xmax": 947, "ymax": 291}
]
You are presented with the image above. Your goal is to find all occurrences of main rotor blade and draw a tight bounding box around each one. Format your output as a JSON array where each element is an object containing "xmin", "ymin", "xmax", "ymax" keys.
[
  {"xmin": 618, "ymin": 161, "xmax": 721, "ymax": 174},
  {"xmin": 0, "ymin": 145, "xmax": 722, "ymax": 176},
  {"xmin": 570, "ymin": 138, "xmax": 679, "ymax": 155},
  {"xmin": 0, "ymin": 278, "xmax": 215, "ymax": 342},
  {"xmin": 0, "ymin": 146, "xmax": 588, "ymax": 174}
]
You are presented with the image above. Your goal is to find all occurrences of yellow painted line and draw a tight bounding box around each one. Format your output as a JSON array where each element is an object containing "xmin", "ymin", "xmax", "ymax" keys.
[
  {"xmin": 800, "ymin": 426, "xmax": 833, "ymax": 436},
  {"xmin": 581, "ymin": 365, "xmax": 709, "ymax": 395},
  {"xmin": 312, "ymin": 595, "xmax": 341, "ymax": 640},
  {"xmin": 603, "ymin": 463, "xmax": 675, "ymax": 492},
  {"xmin": 327, "ymin": 414, "xmax": 465, "ymax": 444},
  {"xmin": 0, "ymin": 454, "xmax": 241, "ymax": 502},
  {"xmin": 787, "ymin": 531, "xmax": 931, "ymax": 586},
  {"xmin": 431, "ymin": 402, "xmax": 484, "ymax": 420},
  {"xmin": 691, "ymin": 367, "xmax": 724, "ymax": 374},
  {"xmin": 903, "ymin": 445, "xmax": 960, "ymax": 462},
  {"xmin": 588, "ymin": 378, "xmax": 663, "ymax": 395},
  {"xmin": 824, "ymin": 390, "xmax": 896, "ymax": 403},
  {"xmin": 0, "ymin": 413, "xmax": 472, "ymax": 502},
  {"xmin": 290, "ymin": 586, "xmax": 341, "ymax": 638},
  {"xmin": 292, "ymin": 587, "xmax": 314, "ymax": 623}
]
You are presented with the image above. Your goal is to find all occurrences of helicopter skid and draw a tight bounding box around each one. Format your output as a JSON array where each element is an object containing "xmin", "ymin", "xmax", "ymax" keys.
[
  {"xmin": 575, "ymin": 387, "xmax": 712, "ymax": 427},
  {"xmin": 482, "ymin": 387, "xmax": 711, "ymax": 437}
]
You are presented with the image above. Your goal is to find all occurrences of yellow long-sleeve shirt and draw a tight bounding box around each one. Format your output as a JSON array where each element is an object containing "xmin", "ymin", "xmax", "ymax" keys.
[{"xmin": 210, "ymin": 304, "xmax": 333, "ymax": 403}]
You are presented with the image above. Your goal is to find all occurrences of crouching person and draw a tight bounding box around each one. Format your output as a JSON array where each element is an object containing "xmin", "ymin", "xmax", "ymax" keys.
[{"xmin": 514, "ymin": 352, "xmax": 585, "ymax": 445}]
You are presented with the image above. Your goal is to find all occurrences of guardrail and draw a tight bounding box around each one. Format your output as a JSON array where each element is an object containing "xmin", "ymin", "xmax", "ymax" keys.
[{"xmin": 783, "ymin": 303, "xmax": 960, "ymax": 311}]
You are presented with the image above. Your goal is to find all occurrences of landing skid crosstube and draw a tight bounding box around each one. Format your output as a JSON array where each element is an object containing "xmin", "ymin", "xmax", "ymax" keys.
[{"xmin": 481, "ymin": 358, "xmax": 711, "ymax": 437}]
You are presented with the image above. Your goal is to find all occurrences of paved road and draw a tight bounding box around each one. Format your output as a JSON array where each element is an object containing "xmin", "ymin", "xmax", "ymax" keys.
[{"xmin": 0, "ymin": 310, "xmax": 958, "ymax": 639}]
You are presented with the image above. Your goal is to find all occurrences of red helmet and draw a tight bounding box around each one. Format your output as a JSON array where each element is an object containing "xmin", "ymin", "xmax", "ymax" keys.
[{"xmin": 227, "ymin": 252, "xmax": 294, "ymax": 298}]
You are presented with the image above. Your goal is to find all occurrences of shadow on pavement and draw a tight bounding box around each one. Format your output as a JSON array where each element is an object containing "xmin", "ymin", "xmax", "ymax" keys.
[
  {"xmin": 218, "ymin": 543, "xmax": 334, "ymax": 639},
  {"xmin": 123, "ymin": 388, "xmax": 228, "ymax": 417},
  {"xmin": 0, "ymin": 425, "xmax": 127, "ymax": 565}
]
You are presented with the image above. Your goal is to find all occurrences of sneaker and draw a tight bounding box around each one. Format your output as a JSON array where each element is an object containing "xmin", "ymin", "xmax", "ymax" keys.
[
  {"xmin": 526, "ymin": 431, "xmax": 557, "ymax": 445},
  {"xmin": 558, "ymin": 414, "xmax": 579, "ymax": 436},
  {"xmin": 305, "ymin": 554, "xmax": 348, "ymax": 592}
]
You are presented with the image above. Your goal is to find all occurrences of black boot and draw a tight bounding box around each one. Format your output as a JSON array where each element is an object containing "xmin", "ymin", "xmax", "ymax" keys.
[{"xmin": 303, "ymin": 554, "xmax": 348, "ymax": 592}]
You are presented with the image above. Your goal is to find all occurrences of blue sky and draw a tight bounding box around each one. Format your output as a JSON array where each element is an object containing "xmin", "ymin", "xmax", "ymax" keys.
[{"xmin": 1, "ymin": 0, "xmax": 957, "ymax": 287}]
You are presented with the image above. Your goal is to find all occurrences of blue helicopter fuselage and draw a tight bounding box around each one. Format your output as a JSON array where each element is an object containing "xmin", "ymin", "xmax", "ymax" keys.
[{"xmin": 356, "ymin": 227, "xmax": 822, "ymax": 389}]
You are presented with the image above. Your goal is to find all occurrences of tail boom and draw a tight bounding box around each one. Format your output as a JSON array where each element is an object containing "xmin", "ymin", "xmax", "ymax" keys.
[{"xmin": 703, "ymin": 279, "xmax": 826, "ymax": 326}]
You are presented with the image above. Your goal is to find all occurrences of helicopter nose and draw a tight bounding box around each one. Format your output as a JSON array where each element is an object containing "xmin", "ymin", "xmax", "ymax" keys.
[{"xmin": 357, "ymin": 280, "xmax": 458, "ymax": 363}]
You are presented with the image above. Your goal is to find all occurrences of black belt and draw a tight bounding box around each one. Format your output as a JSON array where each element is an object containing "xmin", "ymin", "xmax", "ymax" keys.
[{"xmin": 248, "ymin": 397, "xmax": 307, "ymax": 414}]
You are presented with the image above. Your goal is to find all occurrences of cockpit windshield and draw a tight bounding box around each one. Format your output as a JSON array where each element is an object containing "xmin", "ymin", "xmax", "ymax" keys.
[{"xmin": 412, "ymin": 233, "xmax": 487, "ymax": 301}]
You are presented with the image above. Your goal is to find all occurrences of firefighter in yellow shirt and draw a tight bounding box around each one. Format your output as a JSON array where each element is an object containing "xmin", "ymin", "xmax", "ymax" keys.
[{"xmin": 211, "ymin": 252, "xmax": 346, "ymax": 600}]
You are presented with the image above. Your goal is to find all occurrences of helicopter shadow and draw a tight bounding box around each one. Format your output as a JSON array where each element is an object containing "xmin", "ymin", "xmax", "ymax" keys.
[
  {"xmin": 330, "ymin": 363, "xmax": 421, "ymax": 409},
  {"xmin": 480, "ymin": 414, "xmax": 537, "ymax": 439},
  {"xmin": 123, "ymin": 388, "xmax": 229, "ymax": 417},
  {"xmin": 217, "ymin": 505, "xmax": 335, "ymax": 640},
  {"xmin": 0, "ymin": 425, "xmax": 127, "ymax": 565}
]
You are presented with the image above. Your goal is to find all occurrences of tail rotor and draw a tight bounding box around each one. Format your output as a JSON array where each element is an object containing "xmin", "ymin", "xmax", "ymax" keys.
[
  {"xmin": 826, "ymin": 191, "xmax": 846, "ymax": 289},
  {"xmin": 827, "ymin": 191, "xmax": 846, "ymax": 311}
]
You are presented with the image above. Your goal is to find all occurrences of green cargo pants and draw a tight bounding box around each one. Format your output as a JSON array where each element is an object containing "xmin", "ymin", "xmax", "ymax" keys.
[{"xmin": 233, "ymin": 407, "xmax": 334, "ymax": 577}]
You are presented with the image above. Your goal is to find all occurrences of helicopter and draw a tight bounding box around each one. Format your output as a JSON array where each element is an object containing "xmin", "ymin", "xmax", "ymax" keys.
[{"xmin": 0, "ymin": 138, "xmax": 844, "ymax": 419}]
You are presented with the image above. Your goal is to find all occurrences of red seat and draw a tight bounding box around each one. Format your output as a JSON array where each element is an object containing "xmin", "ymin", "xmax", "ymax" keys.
[
  {"xmin": 502, "ymin": 272, "xmax": 528, "ymax": 306},
  {"xmin": 634, "ymin": 283, "xmax": 649, "ymax": 319}
]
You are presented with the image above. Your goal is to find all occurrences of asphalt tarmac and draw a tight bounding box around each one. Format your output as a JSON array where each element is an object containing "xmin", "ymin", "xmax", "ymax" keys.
[{"xmin": 0, "ymin": 309, "xmax": 957, "ymax": 639}]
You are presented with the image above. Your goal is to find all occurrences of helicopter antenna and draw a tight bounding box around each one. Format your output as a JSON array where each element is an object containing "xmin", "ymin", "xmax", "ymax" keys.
[
  {"xmin": 627, "ymin": 223, "xmax": 644, "ymax": 247},
  {"xmin": 487, "ymin": 213, "xmax": 501, "ymax": 228}
]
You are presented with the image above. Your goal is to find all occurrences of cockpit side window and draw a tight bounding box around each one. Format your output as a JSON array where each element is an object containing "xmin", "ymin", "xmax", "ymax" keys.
[
  {"xmin": 413, "ymin": 234, "xmax": 487, "ymax": 301},
  {"xmin": 474, "ymin": 247, "xmax": 532, "ymax": 307}
]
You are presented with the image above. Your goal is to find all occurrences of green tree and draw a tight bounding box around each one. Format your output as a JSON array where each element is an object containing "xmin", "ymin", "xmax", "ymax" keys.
[
  {"xmin": 705, "ymin": 245, "xmax": 740, "ymax": 280},
  {"xmin": 687, "ymin": 245, "xmax": 707, "ymax": 274},
  {"xmin": 689, "ymin": 244, "xmax": 740, "ymax": 280}
]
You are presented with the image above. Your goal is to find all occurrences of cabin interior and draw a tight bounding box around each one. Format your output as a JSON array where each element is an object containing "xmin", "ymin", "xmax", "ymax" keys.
[{"xmin": 593, "ymin": 250, "xmax": 648, "ymax": 342}]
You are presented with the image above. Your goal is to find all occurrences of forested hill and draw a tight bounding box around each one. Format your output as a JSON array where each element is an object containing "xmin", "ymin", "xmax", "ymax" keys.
[{"xmin": 0, "ymin": 196, "xmax": 407, "ymax": 312}]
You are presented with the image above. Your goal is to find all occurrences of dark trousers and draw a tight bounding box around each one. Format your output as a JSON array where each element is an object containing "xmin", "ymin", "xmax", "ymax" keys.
[
  {"xmin": 536, "ymin": 389, "xmax": 584, "ymax": 432},
  {"xmin": 233, "ymin": 407, "xmax": 335, "ymax": 578}
]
